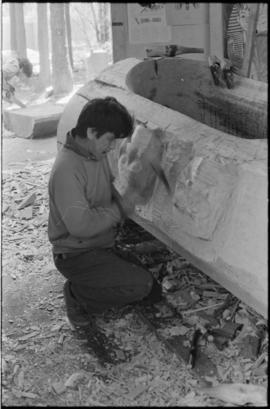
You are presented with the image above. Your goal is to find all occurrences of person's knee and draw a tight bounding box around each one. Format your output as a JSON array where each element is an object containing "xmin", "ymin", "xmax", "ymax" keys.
[{"xmin": 142, "ymin": 269, "xmax": 153, "ymax": 294}]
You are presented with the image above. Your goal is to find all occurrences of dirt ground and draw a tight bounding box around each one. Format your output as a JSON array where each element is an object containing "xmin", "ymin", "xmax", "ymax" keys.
[{"xmin": 1, "ymin": 68, "xmax": 268, "ymax": 407}]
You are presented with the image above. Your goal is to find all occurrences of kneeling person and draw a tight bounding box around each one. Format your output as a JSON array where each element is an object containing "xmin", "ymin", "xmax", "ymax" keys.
[
  {"xmin": 2, "ymin": 52, "xmax": 33, "ymax": 108},
  {"xmin": 48, "ymin": 97, "xmax": 161, "ymax": 328}
]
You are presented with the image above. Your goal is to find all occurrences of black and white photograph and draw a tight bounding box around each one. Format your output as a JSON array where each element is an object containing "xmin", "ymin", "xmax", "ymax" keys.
[{"xmin": 1, "ymin": 2, "xmax": 268, "ymax": 406}]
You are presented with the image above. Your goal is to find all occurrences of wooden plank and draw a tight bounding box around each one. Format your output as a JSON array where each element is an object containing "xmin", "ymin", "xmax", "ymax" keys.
[
  {"xmin": 254, "ymin": 32, "xmax": 267, "ymax": 82},
  {"xmin": 110, "ymin": 3, "xmax": 128, "ymax": 63},
  {"xmin": 57, "ymin": 59, "xmax": 267, "ymax": 317},
  {"xmin": 209, "ymin": 3, "xmax": 224, "ymax": 57},
  {"xmin": 3, "ymin": 102, "xmax": 64, "ymax": 139}
]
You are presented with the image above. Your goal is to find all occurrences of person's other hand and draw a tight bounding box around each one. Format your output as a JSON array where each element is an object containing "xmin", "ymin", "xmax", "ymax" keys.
[
  {"xmin": 113, "ymin": 188, "xmax": 135, "ymax": 218},
  {"xmin": 119, "ymin": 195, "xmax": 135, "ymax": 217}
]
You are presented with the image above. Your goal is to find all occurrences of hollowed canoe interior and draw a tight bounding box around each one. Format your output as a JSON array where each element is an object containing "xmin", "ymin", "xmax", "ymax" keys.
[{"xmin": 126, "ymin": 58, "xmax": 267, "ymax": 139}]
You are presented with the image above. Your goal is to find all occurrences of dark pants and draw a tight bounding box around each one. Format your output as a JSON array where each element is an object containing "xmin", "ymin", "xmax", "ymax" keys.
[{"xmin": 53, "ymin": 248, "xmax": 153, "ymax": 314}]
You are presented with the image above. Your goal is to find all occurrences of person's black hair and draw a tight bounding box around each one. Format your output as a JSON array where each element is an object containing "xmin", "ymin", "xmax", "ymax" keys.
[
  {"xmin": 74, "ymin": 97, "xmax": 134, "ymax": 139},
  {"xmin": 18, "ymin": 58, "xmax": 33, "ymax": 77}
]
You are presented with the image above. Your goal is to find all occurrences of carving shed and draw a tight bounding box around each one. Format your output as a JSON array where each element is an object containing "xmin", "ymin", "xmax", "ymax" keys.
[{"xmin": 57, "ymin": 57, "xmax": 267, "ymax": 318}]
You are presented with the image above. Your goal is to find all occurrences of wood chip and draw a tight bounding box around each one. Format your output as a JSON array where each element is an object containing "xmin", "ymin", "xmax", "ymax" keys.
[
  {"xmin": 183, "ymin": 302, "xmax": 225, "ymax": 315},
  {"xmin": 13, "ymin": 345, "xmax": 26, "ymax": 352},
  {"xmin": 18, "ymin": 331, "xmax": 40, "ymax": 341},
  {"xmin": 13, "ymin": 364, "xmax": 20, "ymax": 376},
  {"xmin": 165, "ymin": 325, "xmax": 190, "ymax": 337},
  {"xmin": 12, "ymin": 388, "xmax": 22, "ymax": 398},
  {"xmin": 58, "ymin": 334, "xmax": 66, "ymax": 345},
  {"xmin": 2, "ymin": 204, "xmax": 10, "ymax": 213},
  {"xmin": 21, "ymin": 391, "xmax": 38, "ymax": 399},
  {"xmin": 29, "ymin": 325, "xmax": 40, "ymax": 331},
  {"xmin": 19, "ymin": 206, "xmax": 33, "ymax": 219},
  {"xmin": 51, "ymin": 323, "xmax": 63, "ymax": 332},
  {"xmin": 65, "ymin": 372, "xmax": 86, "ymax": 389},
  {"xmin": 2, "ymin": 359, "xmax": 8, "ymax": 374},
  {"xmin": 52, "ymin": 381, "xmax": 66, "ymax": 395},
  {"xmin": 126, "ymin": 383, "xmax": 149, "ymax": 400},
  {"xmin": 18, "ymin": 193, "xmax": 36, "ymax": 210},
  {"xmin": 199, "ymin": 383, "xmax": 267, "ymax": 405},
  {"xmin": 17, "ymin": 370, "xmax": 25, "ymax": 389}
]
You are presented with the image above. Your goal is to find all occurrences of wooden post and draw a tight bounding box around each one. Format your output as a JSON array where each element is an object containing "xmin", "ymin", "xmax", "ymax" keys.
[
  {"xmin": 110, "ymin": 4, "xmax": 127, "ymax": 62},
  {"xmin": 49, "ymin": 3, "xmax": 73, "ymax": 95},
  {"xmin": 202, "ymin": 3, "xmax": 210, "ymax": 60},
  {"xmin": 9, "ymin": 3, "xmax": 17, "ymax": 51},
  {"xmin": 241, "ymin": 4, "xmax": 260, "ymax": 78},
  {"xmin": 65, "ymin": 3, "xmax": 74, "ymax": 71},
  {"xmin": 14, "ymin": 3, "xmax": 27, "ymax": 58},
  {"xmin": 209, "ymin": 3, "xmax": 224, "ymax": 57},
  {"xmin": 37, "ymin": 3, "xmax": 51, "ymax": 90}
]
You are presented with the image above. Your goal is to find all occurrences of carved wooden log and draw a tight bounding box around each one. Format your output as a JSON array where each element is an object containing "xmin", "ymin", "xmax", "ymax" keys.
[{"xmin": 57, "ymin": 58, "xmax": 267, "ymax": 317}]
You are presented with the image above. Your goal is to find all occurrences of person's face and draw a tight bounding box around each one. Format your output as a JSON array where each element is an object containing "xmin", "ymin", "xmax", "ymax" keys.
[{"xmin": 86, "ymin": 128, "xmax": 117, "ymax": 158}]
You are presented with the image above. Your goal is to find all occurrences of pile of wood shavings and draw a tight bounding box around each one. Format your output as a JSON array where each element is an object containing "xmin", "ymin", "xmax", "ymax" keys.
[{"xmin": 2, "ymin": 160, "xmax": 268, "ymax": 407}]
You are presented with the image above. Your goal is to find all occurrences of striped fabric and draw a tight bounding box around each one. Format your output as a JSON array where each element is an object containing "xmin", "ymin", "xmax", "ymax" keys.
[
  {"xmin": 226, "ymin": 4, "xmax": 246, "ymax": 63},
  {"xmin": 227, "ymin": 4, "xmax": 243, "ymax": 35},
  {"xmin": 228, "ymin": 32, "xmax": 245, "ymax": 58}
]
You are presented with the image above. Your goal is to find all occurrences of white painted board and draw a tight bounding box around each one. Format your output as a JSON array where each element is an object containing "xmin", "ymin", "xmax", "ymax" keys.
[{"xmin": 127, "ymin": 3, "xmax": 171, "ymax": 44}]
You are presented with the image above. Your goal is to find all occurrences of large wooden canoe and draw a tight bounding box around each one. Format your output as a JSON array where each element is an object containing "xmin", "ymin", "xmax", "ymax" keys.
[{"xmin": 57, "ymin": 58, "xmax": 267, "ymax": 318}]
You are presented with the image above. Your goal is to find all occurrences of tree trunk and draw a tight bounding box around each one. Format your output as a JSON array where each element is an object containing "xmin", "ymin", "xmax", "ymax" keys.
[
  {"xmin": 37, "ymin": 3, "xmax": 51, "ymax": 90},
  {"xmin": 90, "ymin": 3, "xmax": 101, "ymax": 43},
  {"xmin": 73, "ymin": 5, "xmax": 92, "ymax": 49},
  {"xmin": 9, "ymin": 3, "xmax": 17, "ymax": 51},
  {"xmin": 49, "ymin": 3, "xmax": 73, "ymax": 95},
  {"xmin": 98, "ymin": 3, "xmax": 107, "ymax": 44},
  {"xmin": 64, "ymin": 3, "xmax": 74, "ymax": 70},
  {"xmin": 103, "ymin": 3, "xmax": 110, "ymax": 43},
  {"xmin": 14, "ymin": 3, "xmax": 27, "ymax": 57}
]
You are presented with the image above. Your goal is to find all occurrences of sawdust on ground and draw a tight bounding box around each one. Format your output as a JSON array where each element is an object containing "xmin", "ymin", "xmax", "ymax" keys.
[{"xmin": 2, "ymin": 159, "xmax": 267, "ymax": 407}]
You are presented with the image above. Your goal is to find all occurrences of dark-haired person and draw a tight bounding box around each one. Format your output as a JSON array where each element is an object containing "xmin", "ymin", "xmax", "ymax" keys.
[
  {"xmin": 2, "ymin": 52, "xmax": 33, "ymax": 108},
  {"xmin": 48, "ymin": 97, "xmax": 162, "ymax": 331}
]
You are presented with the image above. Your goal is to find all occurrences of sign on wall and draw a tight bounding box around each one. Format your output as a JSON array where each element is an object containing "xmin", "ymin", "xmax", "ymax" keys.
[
  {"xmin": 166, "ymin": 3, "xmax": 204, "ymax": 26},
  {"xmin": 127, "ymin": 3, "xmax": 171, "ymax": 44}
]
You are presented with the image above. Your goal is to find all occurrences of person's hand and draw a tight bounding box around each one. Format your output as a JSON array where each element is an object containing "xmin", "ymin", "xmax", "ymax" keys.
[
  {"xmin": 10, "ymin": 94, "xmax": 26, "ymax": 108},
  {"xmin": 112, "ymin": 186, "xmax": 135, "ymax": 218},
  {"xmin": 118, "ymin": 194, "xmax": 135, "ymax": 217}
]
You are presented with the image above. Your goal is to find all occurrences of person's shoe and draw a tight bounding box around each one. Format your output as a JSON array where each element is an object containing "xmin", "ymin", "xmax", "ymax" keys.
[
  {"xmin": 63, "ymin": 281, "xmax": 91, "ymax": 328},
  {"xmin": 134, "ymin": 279, "xmax": 164, "ymax": 307}
]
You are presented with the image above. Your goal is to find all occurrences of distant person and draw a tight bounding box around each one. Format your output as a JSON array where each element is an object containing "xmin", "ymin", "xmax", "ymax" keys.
[
  {"xmin": 2, "ymin": 51, "xmax": 33, "ymax": 108},
  {"xmin": 226, "ymin": 3, "xmax": 250, "ymax": 70}
]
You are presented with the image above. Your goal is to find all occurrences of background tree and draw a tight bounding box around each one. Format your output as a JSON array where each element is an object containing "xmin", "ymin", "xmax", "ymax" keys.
[
  {"xmin": 49, "ymin": 3, "xmax": 73, "ymax": 95},
  {"xmin": 11, "ymin": 3, "xmax": 27, "ymax": 57},
  {"xmin": 71, "ymin": 3, "xmax": 112, "ymax": 50},
  {"xmin": 98, "ymin": 3, "xmax": 110, "ymax": 44},
  {"xmin": 89, "ymin": 3, "xmax": 101, "ymax": 43},
  {"xmin": 9, "ymin": 3, "xmax": 17, "ymax": 51},
  {"xmin": 37, "ymin": 3, "xmax": 51, "ymax": 90},
  {"xmin": 65, "ymin": 3, "xmax": 74, "ymax": 71}
]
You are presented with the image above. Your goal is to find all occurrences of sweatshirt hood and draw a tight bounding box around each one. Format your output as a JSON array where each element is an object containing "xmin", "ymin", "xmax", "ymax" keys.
[{"xmin": 64, "ymin": 130, "xmax": 98, "ymax": 161}]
